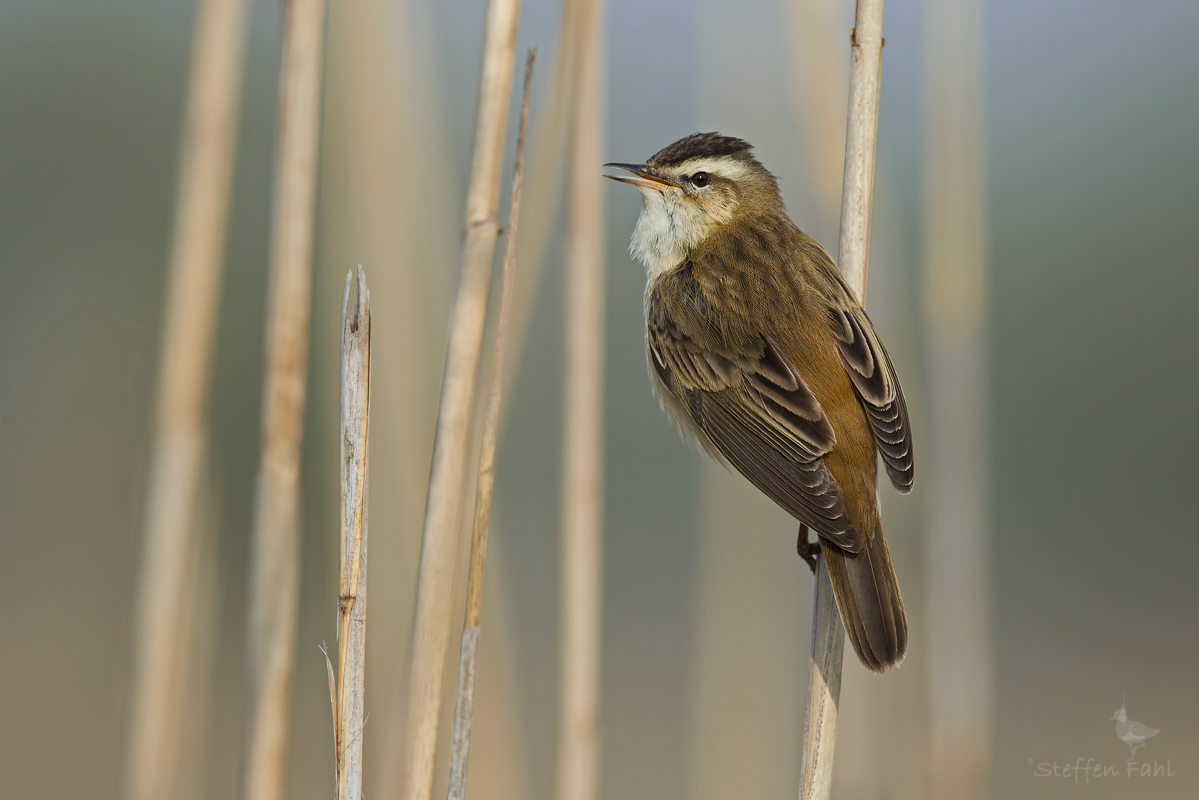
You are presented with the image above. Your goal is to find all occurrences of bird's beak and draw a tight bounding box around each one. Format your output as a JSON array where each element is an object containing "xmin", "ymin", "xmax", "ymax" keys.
[{"xmin": 603, "ymin": 163, "xmax": 678, "ymax": 192}]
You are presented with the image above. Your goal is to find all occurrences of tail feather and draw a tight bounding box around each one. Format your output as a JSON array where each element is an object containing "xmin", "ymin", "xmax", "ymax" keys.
[{"xmin": 821, "ymin": 523, "xmax": 907, "ymax": 672}]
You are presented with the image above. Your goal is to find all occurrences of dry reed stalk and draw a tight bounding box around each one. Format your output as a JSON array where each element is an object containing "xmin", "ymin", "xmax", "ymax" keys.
[
  {"xmin": 835, "ymin": 0, "xmax": 886, "ymax": 294},
  {"xmin": 399, "ymin": 2, "xmax": 522, "ymax": 799},
  {"xmin": 318, "ymin": 5, "xmax": 463, "ymax": 798},
  {"xmin": 497, "ymin": 0, "xmax": 582, "ymax": 422},
  {"xmin": 557, "ymin": 2, "xmax": 605, "ymax": 800},
  {"xmin": 789, "ymin": 3, "xmax": 887, "ymax": 795},
  {"xmin": 326, "ymin": 267, "xmax": 373, "ymax": 800},
  {"xmin": 923, "ymin": 0, "xmax": 991, "ymax": 796},
  {"xmin": 799, "ymin": 560, "xmax": 845, "ymax": 799},
  {"xmin": 125, "ymin": 1, "xmax": 249, "ymax": 798},
  {"xmin": 443, "ymin": 49, "xmax": 536, "ymax": 800},
  {"xmin": 175, "ymin": 475, "xmax": 222, "ymax": 800},
  {"xmin": 799, "ymin": 1, "xmax": 887, "ymax": 798},
  {"xmin": 243, "ymin": 0, "xmax": 328, "ymax": 798}
]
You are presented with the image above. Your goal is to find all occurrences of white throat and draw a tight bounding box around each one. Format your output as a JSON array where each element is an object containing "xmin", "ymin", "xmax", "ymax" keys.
[
  {"xmin": 629, "ymin": 187, "xmax": 732, "ymax": 280},
  {"xmin": 629, "ymin": 189, "xmax": 689, "ymax": 280}
]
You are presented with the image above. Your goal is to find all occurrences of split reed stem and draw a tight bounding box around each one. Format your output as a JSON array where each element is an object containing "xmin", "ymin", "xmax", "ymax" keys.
[{"xmin": 328, "ymin": 267, "xmax": 372, "ymax": 800}]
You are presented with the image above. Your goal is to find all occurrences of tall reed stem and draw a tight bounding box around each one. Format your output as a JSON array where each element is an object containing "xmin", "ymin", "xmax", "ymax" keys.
[
  {"xmin": 799, "ymin": 1, "xmax": 886, "ymax": 798},
  {"xmin": 557, "ymin": 2, "xmax": 605, "ymax": 800},
  {"xmin": 399, "ymin": 2, "xmax": 522, "ymax": 800},
  {"xmin": 443, "ymin": 49, "xmax": 536, "ymax": 800},
  {"xmin": 243, "ymin": 1, "xmax": 328, "ymax": 798},
  {"xmin": 497, "ymin": 0, "xmax": 582, "ymax": 419},
  {"xmin": 126, "ymin": 1, "xmax": 248, "ymax": 798}
]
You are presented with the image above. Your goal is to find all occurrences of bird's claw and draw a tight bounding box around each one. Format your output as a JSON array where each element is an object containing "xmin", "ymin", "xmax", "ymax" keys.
[{"xmin": 797, "ymin": 524, "xmax": 819, "ymax": 573}]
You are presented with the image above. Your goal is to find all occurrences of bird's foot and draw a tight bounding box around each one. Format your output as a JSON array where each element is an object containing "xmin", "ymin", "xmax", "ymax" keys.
[{"xmin": 797, "ymin": 524, "xmax": 819, "ymax": 573}]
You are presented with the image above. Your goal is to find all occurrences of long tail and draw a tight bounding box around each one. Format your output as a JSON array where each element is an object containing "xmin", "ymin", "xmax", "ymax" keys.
[{"xmin": 820, "ymin": 522, "xmax": 907, "ymax": 672}]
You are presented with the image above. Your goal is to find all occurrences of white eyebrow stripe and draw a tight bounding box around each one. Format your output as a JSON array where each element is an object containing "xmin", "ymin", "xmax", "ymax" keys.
[{"xmin": 672, "ymin": 156, "xmax": 752, "ymax": 182}]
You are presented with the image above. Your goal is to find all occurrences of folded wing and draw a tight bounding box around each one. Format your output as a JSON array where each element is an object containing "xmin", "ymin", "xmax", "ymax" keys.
[
  {"xmin": 647, "ymin": 295, "xmax": 861, "ymax": 552},
  {"xmin": 826, "ymin": 303, "xmax": 914, "ymax": 493}
]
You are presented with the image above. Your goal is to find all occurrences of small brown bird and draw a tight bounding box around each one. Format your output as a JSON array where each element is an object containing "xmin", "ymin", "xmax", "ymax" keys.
[{"xmin": 606, "ymin": 133, "xmax": 913, "ymax": 671}]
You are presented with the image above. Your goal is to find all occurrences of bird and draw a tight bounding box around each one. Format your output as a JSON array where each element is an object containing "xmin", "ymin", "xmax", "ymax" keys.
[
  {"xmin": 1112, "ymin": 698, "xmax": 1159, "ymax": 759},
  {"xmin": 605, "ymin": 132, "xmax": 914, "ymax": 672}
]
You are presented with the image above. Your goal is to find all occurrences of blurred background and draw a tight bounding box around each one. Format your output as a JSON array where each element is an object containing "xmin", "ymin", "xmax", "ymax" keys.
[{"xmin": 2, "ymin": 0, "xmax": 1198, "ymax": 799}]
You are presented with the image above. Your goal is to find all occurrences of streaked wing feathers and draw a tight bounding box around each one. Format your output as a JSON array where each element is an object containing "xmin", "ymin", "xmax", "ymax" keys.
[
  {"xmin": 828, "ymin": 306, "xmax": 915, "ymax": 492},
  {"xmin": 648, "ymin": 322, "xmax": 860, "ymax": 551}
]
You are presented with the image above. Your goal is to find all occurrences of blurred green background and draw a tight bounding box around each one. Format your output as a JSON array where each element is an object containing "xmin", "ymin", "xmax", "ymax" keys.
[{"xmin": 1, "ymin": 0, "xmax": 1197, "ymax": 799}]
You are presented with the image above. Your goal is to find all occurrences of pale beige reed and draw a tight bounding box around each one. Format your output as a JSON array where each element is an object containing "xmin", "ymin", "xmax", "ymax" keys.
[
  {"xmin": 243, "ymin": 0, "xmax": 329, "ymax": 798},
  {"xmin": 399, "ymin": 2, "xmax": 522, "ymax": 800},
  {"xmin": 125, "ymin": 0, "xmax": 249, "ymax": 798},
  {"xmin": 557, "ymin": 2, "xmax": 606, "ymax": 800},
  {"xmin": 800, "ymin": 1, "xmax": 888, "ymax": 798},
  {"xmin": 324, "ymin": 267, "xmax": 372, "ymax": 800},
  {"xmin": 444, "ymin": 49, "xmax": 536, "ymax": 800}
]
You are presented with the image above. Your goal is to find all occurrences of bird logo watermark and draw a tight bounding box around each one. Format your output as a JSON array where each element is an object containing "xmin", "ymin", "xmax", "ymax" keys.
[
  {"xmin": 1111, "ymin": 696, "xmax": 1159, "ymax": 758},
  {"xmin": 1027, "ymin": 697, "xmax": 1173, "ymax": 783}
]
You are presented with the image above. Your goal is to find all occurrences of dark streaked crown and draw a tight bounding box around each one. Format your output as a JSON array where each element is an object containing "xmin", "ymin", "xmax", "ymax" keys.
[{"xmin": 646, "ymin": 132, "xmax": 758, "ymax": 168}]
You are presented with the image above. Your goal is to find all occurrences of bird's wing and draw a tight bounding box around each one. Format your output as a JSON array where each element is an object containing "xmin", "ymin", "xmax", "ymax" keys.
[
  {"xmin": 1128, "ymin": 722, "xmax": 1160, "ymax": 738},
  {"xmin": 826, "ymin": 297, "xmax": 915, "ymax": 493},
  {"xmin": 647, "ymin": 287, "xmax": 861, "ymax": 552}
]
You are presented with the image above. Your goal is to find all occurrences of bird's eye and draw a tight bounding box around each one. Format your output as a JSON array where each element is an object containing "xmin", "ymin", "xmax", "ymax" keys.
[{"xmin": 690, "ymin": 172, "xmax": 711, "ymax": 187}]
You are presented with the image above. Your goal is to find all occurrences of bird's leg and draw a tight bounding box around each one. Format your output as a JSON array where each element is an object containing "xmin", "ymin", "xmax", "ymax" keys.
[{"xmin": 797, "ymin": 524, "xmax": 819, "ymax": 573}]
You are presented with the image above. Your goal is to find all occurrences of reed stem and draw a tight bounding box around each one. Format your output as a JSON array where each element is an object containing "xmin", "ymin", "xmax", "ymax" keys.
[
  {"xmin": 328, "ymin": 267, "xmax": 372, "ymax": 800},
  {"xmin": 443, "ymin": 48, "xmax": 536, "ymax": 800},
  {"xmin": 557, "ymin": 2, "xmax": 605, "ymax": 799},
  {"xmin": 399, "ymin": 2, "xmax": 522, "ymax": 799},
  {"xmin": 243, "ymin": 0, "xmax": 328, "ymax": 797},
  {"xmin": 497, "ymin": 0, "xmax": 582, "ymax": 422},
  {"xmin": 126, "ymin": 1, "xmax": 248, "ymax": 797},
  {"xmin": 800, "ymin": 1, "xmax": 886, "ymax": 798}
]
